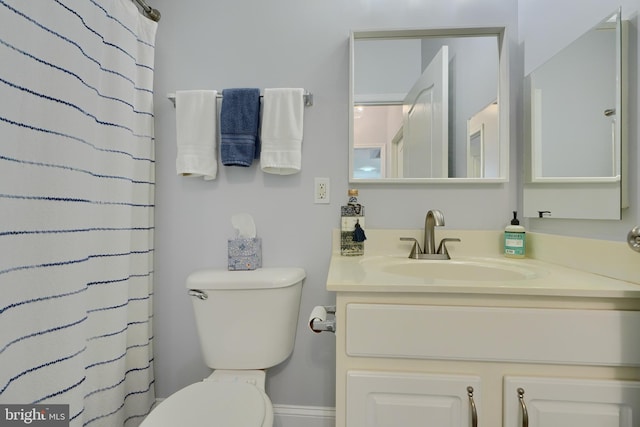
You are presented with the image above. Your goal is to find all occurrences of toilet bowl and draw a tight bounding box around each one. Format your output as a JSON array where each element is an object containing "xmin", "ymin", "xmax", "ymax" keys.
[
  {"xmin": 140, "ymin": 371, "xmax": 273, "ymax": 427},
  {"xmin": 140, "ymin": 268, "xmax": 305, "ymax": 427}
]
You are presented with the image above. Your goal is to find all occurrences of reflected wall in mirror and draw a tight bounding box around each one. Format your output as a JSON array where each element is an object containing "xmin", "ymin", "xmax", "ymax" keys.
[
  {"xmin": 349, "ymin": 28, "xmax": 509, "ymax": 183},
  {"xmin": 530, "ymin": 12, "xmax": 620, "ymax": 180},
  {"xmin": 523, "ymin": 9, "xmax": 628, "ymax": 220}
]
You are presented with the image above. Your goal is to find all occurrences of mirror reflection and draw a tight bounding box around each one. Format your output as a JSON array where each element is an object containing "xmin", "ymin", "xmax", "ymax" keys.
[
  {"xmin": 528, "ymin": 11, "xmax": 621, "ymax": 180},
  {"xmin": 523, "ymin": 9, "xmax": 626, "ymax": 220},
  {"xmin": 350, "ymin": 28, "xmax": 507, "ymax": 182}
]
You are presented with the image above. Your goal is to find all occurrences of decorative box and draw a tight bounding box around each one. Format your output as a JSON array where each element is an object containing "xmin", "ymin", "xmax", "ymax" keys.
[{"xmin": 228, "ymin": 238, "xmax": 262, "ymax": 271}]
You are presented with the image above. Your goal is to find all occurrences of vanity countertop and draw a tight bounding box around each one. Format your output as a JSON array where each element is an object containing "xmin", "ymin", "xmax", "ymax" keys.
[{"xmin": 326, "ymin": 229, "xmax": 640, "ymax": 298}]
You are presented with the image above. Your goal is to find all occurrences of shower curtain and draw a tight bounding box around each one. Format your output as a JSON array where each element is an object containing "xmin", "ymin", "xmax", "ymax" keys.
[{"xmin": 0, "ymin": 0, "xmax": 156, "ymax": 426}]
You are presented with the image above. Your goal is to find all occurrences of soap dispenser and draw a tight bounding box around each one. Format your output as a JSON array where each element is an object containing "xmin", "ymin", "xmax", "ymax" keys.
[{"xmin": 504, "ymin": 211, "xmax": 525, "ymax": 258}]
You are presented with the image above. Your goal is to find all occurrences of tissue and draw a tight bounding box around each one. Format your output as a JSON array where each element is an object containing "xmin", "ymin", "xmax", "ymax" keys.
[
  {"xmin": 231, "ymin": 213, "xmax": 257, "ymax": 238},
  {"xmin": 308, "ymin": 306, "xmax": 327, "ymax": 333},
  {"xmin": 228, "ymin": 214, "xmax": 261, "ymax": 271}
]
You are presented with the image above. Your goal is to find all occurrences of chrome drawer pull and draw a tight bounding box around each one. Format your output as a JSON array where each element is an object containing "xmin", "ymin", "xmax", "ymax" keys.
[
  {"xmin": 467, "ymin": 386, "xmax": 477, "ymax": 427},
  {"xmin": 517, "ymin": 388, "xmax": 528, "ymax": 427}
]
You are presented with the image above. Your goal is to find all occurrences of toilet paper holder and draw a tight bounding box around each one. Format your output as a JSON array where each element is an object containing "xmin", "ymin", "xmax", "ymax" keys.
[{"xmin": 309, "ymin": 305, "xmax": 336, "ymax": 334}]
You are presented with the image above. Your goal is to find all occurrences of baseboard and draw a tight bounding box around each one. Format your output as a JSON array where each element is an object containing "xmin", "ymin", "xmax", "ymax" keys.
[{"xmin": 273, "ymin": 404, "xmax": 336, "ymax": 427}]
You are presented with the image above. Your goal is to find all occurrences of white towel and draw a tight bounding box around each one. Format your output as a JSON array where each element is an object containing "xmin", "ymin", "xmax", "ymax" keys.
[
  {"xmin": 260, "ymin": 88, "xmax": 304, "ymax": 175},
  {"xmin": 175, "ymin": 90, "xmax": 218, "ymax": 180}
]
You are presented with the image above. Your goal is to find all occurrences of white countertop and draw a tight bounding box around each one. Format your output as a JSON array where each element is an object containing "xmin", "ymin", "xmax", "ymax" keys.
[{"xmin": 327, "ymin": 229, "xmax": 640, "ymax": 298}]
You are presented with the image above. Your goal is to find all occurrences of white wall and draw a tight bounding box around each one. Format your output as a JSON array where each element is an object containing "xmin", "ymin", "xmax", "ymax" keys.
[
  {"xmin": 152, "ymin": 0, "xmax": 518, "ymax": 409},
  {"xmin": 355, "ymin": 38, "xmax": 422, "ymax": 100},
  {"xmin": 151, "ymin": 0, "xmax": 639, "ymax": 412}
]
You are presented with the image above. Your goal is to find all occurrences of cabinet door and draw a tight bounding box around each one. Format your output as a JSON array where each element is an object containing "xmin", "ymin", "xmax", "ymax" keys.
[
  {"xmin": 347, "ymin": 371, "xmax": 480, "ymax": 427},
  {"xmin": 504, "ymin": 376, "xmax": 640, "ymax": 427}
]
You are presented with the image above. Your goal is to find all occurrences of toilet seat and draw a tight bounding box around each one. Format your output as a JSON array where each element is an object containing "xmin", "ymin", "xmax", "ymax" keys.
[{"xmin": 140, "ymin": 380, "xmax": 272, "ymax": 427}]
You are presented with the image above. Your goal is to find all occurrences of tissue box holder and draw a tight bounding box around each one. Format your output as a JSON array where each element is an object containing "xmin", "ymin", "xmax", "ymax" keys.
[{"xmin": 228, "ymin": 238, "xmax": 262, "ymax": 271}]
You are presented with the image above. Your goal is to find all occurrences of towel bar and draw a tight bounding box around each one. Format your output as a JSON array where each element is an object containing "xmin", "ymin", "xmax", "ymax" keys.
[{"xmin": 167, "ymin": 91, "xmax": 313, "ymax": 107}]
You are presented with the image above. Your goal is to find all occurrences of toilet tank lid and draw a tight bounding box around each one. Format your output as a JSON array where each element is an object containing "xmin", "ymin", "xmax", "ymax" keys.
[{"xmin": 186, "ymin": 267, "xmax": 306, "ymax": 290}]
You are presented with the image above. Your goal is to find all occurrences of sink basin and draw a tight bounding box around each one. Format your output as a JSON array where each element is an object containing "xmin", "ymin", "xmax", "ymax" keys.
[{"xmin": 361, "ymin": 257, "xmax": 540, "ymax": 282}]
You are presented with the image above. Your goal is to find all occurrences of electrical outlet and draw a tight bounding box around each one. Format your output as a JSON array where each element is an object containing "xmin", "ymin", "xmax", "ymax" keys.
[{"xmin": 314, "ymin": 177, "xmax": 330, "ymax": 204}]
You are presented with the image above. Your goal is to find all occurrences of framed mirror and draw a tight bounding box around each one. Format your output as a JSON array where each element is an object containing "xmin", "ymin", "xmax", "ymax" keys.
[
  {"xmin": 523, "ymin": 9, "xmax": 627, "ymax": 220},
  {"xmin": 349, "ymin": 27, "xmax": 509, "ymax": 183}
]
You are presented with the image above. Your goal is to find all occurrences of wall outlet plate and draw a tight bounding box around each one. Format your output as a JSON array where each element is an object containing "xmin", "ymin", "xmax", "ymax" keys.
[{"xmin": 314, "ymin": 177, "xmax": 330, "ymax": 204}]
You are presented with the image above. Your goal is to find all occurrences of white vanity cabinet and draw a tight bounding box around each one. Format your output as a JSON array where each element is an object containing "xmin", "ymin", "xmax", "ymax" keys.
[
  {"xmin": 347, "ymin": 370, "xmax": 480, "ymax": 427},
  {"xmin": 504, "ymin": 376, "xmax": 640, "ymax": 427},
  {"xmin": 334, "ymin": 293, "xmax": 640, "ymax": 427}
]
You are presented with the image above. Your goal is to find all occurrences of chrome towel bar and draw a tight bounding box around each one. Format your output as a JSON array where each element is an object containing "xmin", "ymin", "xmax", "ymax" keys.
[{"xmin": 167, "ymin": 91, "xmax": 313, "ymax": 107}]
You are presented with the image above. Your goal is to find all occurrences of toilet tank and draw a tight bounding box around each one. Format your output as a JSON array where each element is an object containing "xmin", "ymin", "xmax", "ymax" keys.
[{"xmin": 186, "ymin": 267, "xmax": 305, "ymax": 369}]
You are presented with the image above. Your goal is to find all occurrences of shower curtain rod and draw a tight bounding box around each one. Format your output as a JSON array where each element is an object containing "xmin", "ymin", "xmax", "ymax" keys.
[{"xmin": 133, "ymin": 0, "xmax": 160, "ymax": 22}]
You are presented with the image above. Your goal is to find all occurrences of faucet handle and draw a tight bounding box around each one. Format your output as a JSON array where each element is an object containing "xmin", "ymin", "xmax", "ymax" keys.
[
  {"xmin": 400, "ymin": 237, "xmax": 422, "ymax": 258},
  {"xmin": 437, "ymin": 238, "xmax": 461, "ymax": 257}
]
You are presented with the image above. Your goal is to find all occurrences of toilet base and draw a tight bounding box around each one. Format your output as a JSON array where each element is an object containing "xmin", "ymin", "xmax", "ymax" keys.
[{"xmin": 206, "ymin": 369, "xmax": 266, "ymax": 390}]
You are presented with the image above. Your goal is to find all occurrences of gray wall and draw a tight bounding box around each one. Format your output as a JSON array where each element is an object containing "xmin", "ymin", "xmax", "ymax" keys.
[
  {"xmin": 151, "ymin": 0, "xmax": 639, "ymax": 410},
  {"xmin": 532, "ymin": 28, "xmax": 615, "ymax": 178}
]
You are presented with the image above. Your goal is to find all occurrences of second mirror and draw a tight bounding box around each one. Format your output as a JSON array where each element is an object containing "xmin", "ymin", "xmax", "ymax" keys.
[{"xmin": 349, "ymin": 27, "xmax": 509, "ymax": 183}]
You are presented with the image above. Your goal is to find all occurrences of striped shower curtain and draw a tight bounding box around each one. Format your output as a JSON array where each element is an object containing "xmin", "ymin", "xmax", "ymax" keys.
[{"xmin": 0, "ymin": 0, "xmax": 156, "ymax": 426}]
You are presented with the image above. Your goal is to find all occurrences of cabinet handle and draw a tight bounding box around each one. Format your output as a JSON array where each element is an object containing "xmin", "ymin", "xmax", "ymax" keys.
[
  {"xmin": 467, "ymin": 386, "xmax": 477, "ymax": 427},
  {"xmin": 517, "ymin": 388, "xmax": 528, "ymax": 427}
]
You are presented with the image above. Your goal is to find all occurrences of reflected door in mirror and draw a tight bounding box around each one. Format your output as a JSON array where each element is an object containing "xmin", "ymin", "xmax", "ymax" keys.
[
  {"xmin": 523, "ymin": 9, "xmax": 627, "ymax": 220},
  {"xmin": 403, "ymin": 46, "xmax": 448, "ymax": 178},
  {"xmin": 530, "ymin": 21, "xmax": 617, "ymax": 179}
]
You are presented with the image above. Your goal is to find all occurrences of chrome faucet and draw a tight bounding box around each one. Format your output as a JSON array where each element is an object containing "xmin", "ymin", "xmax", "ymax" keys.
[
  {"xmin": 424, "ymin": 209, "xmax": 445, "ymax": 255},
  {"xmin": 400, "ymin": 209, "xmax": 460, "ymax": 259}
]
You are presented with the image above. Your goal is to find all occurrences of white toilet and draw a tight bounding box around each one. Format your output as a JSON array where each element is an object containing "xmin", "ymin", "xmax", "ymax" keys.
[{"xmin": 141, "ymin": 267, "xmax": 305, "ymax": 427}]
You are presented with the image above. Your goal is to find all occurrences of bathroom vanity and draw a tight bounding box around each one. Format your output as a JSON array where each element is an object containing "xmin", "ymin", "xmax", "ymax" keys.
[{"xmin": 326, "ymin": 230, "xmax": 640, "ymax": 427}]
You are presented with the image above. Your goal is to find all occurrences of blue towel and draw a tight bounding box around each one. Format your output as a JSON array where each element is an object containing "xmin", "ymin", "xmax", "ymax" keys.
[{"xmin": 220, "ymin": 88, "xmax": 261, "ymax": 166}]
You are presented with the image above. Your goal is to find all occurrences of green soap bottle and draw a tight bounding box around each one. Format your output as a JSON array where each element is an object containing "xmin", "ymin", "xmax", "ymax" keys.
[{"xmin": 504, "ymin": 211, "xmax": 525, "ymax": 258}]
